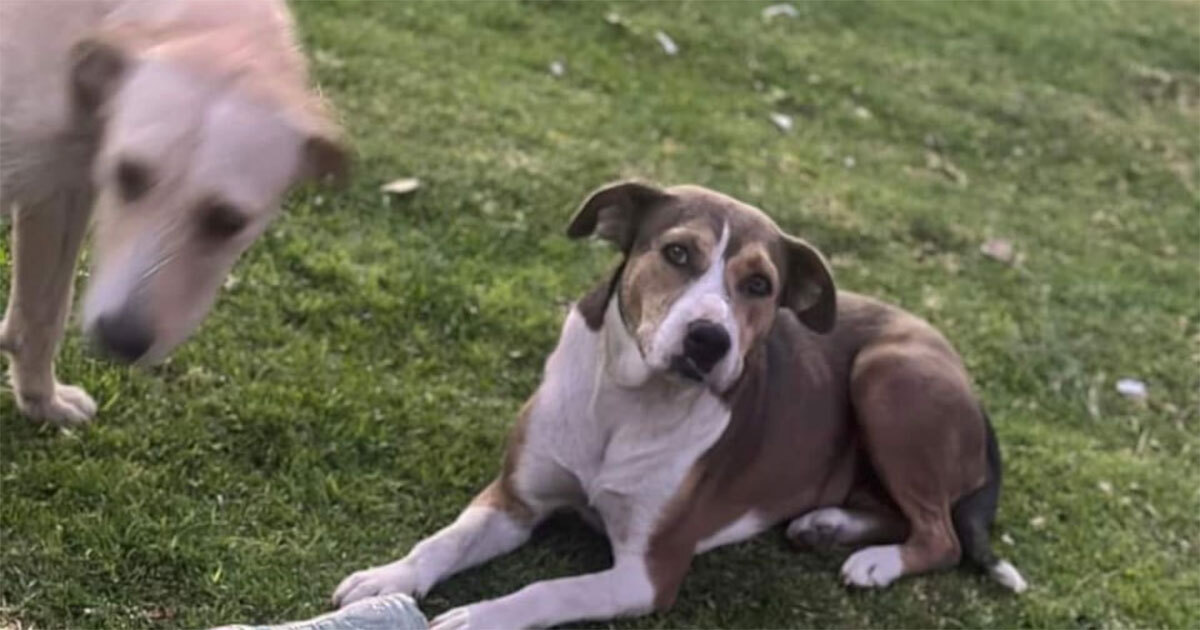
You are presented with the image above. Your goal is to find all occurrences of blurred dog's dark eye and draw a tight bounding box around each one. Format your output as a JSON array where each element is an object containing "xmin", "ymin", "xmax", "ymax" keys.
[
  {"xmin": 200, "ymin": 202, "xmax": 248, "ymax": 239},
  {"xmin": 743, "ymin": 274, "xmax": 773, "ymax": 297},
  {"xmin": 662, "ymin": 243, "xmax": 689, "ymax": 267},
  {"xmin": 115, "ymin": 160, "xmax": 152, "ymax": 202}
]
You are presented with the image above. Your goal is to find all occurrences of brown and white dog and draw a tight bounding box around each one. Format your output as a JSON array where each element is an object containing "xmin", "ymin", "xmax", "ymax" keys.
[
  {"xmin": 1, "ymin": 0, "xmax": 345, "ymax": 425},
  {"xmin": 333, "ymin": 182, "xmax": 1027, "ymax": 629}
]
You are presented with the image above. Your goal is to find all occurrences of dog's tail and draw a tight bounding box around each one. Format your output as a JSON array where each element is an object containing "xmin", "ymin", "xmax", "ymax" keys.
[{"xmin": 950, "ymin": 409, "xmax": 1028, "ymax": 593}]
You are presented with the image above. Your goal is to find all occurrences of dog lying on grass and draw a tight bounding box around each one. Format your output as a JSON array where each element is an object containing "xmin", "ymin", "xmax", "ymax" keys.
[
  {"xmin": 334, "ymin": 182, "xmax": 1026, "ymax": 629},
  {"xmin": 1, "ymin": 0, "xmax": 346, "ymax": 425}
]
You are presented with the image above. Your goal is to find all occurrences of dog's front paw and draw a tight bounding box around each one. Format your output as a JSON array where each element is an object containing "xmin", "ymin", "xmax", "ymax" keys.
[
  {"xmin": 16, "ymin": 382, "xmax": 97, "ymax": 426},
  {"xmin": 430, "ymin": 605, "xmax": 473, "ymax": 630},
  {"xmin": 841, "ymin": 544, "xmax": 904, "ymax": 588},
  {"xmin": 332, "ymin": 561, "xmax": 421, "ymax": 608}
]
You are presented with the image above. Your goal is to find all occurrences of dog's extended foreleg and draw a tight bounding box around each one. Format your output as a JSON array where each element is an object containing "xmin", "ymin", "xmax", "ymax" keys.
[
  {"xmin": 430, "ymin": 556, "xmax": 659, "ymax": 630},
  {"xmin": 332, "ymin": 480, "xmax": 537, "ymax": 607},
  {"xmin": 1, "ymin": 192, "xmax": 96, "ymax": 425}
]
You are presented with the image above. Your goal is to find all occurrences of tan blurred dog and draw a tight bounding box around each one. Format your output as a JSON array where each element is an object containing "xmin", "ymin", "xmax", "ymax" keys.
[{"xmin": 1, "ymin": 0, "xmax": 346, "ymax": 425}]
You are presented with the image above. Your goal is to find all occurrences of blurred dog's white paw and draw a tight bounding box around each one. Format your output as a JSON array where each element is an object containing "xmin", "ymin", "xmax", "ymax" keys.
[{"xmin": 16, "ymin": 382, "xmax": 97, "ymax": 426}]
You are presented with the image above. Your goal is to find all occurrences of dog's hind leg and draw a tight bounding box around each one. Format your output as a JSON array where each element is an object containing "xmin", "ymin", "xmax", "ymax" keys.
[
  {"xmin": 1, "ymin": 189, "xmax": 96, "ymax": 425},
  {"xmin": 837, "ymin": 340, "xmax": 989, "ymax": 588}
]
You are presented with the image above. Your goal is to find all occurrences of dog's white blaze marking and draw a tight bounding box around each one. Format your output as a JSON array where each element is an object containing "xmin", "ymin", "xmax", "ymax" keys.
[
  {"xmin": 332, "ymin": 506, "xmax": 530, "ymax": 606},
  {"xmin": 649, "ymin": 223, "xmax": 743, "ymax": 389},
  {"xmin": 841, "ymin": 544, "xmax": 904, "ymax": 588},
  {"xmin": 990, "ymin": 560, "xmax": 1028, "ymax": 593},
  {"xmin": 696, "ymin": 511, "xmax": 770, "ymax": 553}
]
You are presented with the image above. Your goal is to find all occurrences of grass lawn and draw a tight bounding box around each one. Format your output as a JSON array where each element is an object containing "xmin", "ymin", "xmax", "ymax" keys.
[{"xmin": 3, "ymin": 1, "xmax": 1198, "ymax": 628}]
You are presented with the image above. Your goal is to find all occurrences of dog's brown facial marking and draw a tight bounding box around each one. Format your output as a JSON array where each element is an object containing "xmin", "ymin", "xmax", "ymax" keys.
[
  {"xmin": 725, "ymin": 241, "xmax": 782, "ymax": 360},
  {"xmin": 618, "ymin": 220, "xmax": 718, "ymax": 353},
  {"xmin": 76, "ymin": 30, "xmax": 346, "ymax": 364},
  {"xmin": 569, "ymin": 181, "xmax": 837, "ymax": 391}
]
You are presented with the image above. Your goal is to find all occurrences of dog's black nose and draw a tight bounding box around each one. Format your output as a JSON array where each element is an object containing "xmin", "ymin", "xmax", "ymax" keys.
[
  {"xmin": 683, "ymin": 320, "xmax": 731, "ymax": 373},
  {"xmin": 94, "ymin": 313, "xmax": 153, "ymax": 363}
]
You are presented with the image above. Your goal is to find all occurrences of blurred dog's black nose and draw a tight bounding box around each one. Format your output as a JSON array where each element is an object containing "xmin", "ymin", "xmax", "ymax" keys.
[
  {"xmin": 683, "ymin": 320, "xmax": 731, "ymax": 373},
  {"xmin": 94, "ymin": 313, "xmax": 153, "ymax": 362}
]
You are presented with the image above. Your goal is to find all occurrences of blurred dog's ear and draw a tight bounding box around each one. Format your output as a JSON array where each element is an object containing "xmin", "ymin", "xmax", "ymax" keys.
[
  {"xmin": 70, "ymin": 35, "xmax": 130, "ymax": 114},
  {"xmin": 299, "ymin": 128, "xmax": 350, "ymax": 184},
  {"xmin": 567, "ymin": 181, "xmax": 669, "ymax": 251},
  {"xmin": 781, "ymin": 234, "xmax": 837, "ymax": 333}
]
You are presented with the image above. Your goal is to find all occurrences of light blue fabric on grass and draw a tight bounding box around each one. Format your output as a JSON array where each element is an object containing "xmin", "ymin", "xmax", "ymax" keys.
[{"xmin": 211, "ymin": 593, "xmax": 428, "ymax": 630}]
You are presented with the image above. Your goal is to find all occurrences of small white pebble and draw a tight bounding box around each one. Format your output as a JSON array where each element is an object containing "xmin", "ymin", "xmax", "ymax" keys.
[
  {"xmin": 549, "ymin": 60, "xmax": 565, "ymax": 77},
  {"xmin": 843, "ymin": 156, "xmax": 856, "ymax": 168},
  {"xmin": 655, "ymin": 31, "xmax": 679, "ymax": 56},
  {"xmin": 1030, "ymin": 516, "xmax": 1046, "ymax": 529},
  {"xmin": 853, "ymin": 105, "xmax": 873, "ymax": 119}
]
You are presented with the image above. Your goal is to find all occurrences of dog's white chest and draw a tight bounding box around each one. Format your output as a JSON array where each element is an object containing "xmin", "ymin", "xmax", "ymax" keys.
[{"xmin": 516, "ymin": 307, "xmax": 731, "ymax": 553}]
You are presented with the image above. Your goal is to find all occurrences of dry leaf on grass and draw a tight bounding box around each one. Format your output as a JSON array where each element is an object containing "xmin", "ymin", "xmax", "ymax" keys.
[{"xmin": 980, "ymin": 238, "xmax": 1015, "ymax": 264}]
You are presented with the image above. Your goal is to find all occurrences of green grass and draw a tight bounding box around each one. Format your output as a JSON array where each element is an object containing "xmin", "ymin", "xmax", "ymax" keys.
[{"xmin": 3, "ymin": 1, "xmax": 1198, "ymax": 628}]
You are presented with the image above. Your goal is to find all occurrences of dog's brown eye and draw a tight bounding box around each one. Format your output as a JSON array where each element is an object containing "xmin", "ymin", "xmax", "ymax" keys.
[
  {"xmin": 200, "ymin": 202, "xmax": 248, "ymax": 239},
  {"xmin": 115, "ymin": 160, "xmax": 152, "ymax": 202},
  {"xmin": 743, "ymin": 274, "xmax": 773, "ymax": 297},
  {"xmin": 662, "ymin": 243, "xmax": 689, "ymax": 267}
]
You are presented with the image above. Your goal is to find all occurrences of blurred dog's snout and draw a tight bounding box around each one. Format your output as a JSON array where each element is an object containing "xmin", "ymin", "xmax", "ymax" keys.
[
  {"xmin": 93, "ymin": 312, "xmax": 153, "ymax": 363},
  {"xmin": 683, "ymin": 320, "xmax": 731, "ymax": 373}
]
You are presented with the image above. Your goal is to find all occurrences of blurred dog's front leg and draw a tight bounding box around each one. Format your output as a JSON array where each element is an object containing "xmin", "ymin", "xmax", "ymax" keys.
[{"xmin": 1, "ymin": 190, "xmax": 97, "ymax": 425}]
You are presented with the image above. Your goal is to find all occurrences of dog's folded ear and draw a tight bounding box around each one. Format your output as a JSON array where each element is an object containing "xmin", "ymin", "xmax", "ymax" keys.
[
  {"xmin": 70, "ymin": 35, "xmax": 131, "ymax": 114},
  {"xmin": 781, "ymin": 234, "xmax": 837, "ymax": 333},
  {"xmin": 298, "ymin": 121, "xmax": 350, "ymax": 184},
  {"xmin": 567, "ymin": 181, "xmax": 670, "ymax": 251}
]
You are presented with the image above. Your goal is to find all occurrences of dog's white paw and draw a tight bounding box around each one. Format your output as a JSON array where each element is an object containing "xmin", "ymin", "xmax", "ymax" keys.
[
  {"xmin": 788, "ymin": 508, "xmax": 861, "ymax": 548},
  {"xmin": 332, "ymin": 561, "xmax": 420, "ymax": 608},
  {"xmin": 430, "ymin": 606, "xmax": 473, "ymax": 630},
  {"xmin": 841, "ymin": 544, "xmax": 904, "ymax": 588},
  {"xmin": 16, "ymin": 382, "xmax": 97, "ymax": 426}
]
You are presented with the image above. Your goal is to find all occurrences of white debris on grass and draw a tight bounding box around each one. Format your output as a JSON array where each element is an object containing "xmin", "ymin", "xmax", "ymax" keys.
[
  {"xmin": 843, "ymin": 156, "xmax": 856, "ymax": 169},
  {"xmin": 769, "ymin": 112, "xmax": 793, "ymax": 132},
  {"xmin": 762, "ymin": 3, "xmax": 799, "ymax": 20},
  {"xmin": 1116, "ymin": 378, "xmax": 1148, "ymax": 400},
  {"xmin": 655, "ymin": 30, "xmax": 678, "ymax": 56},
  {"xmin": 381, "ymin": 178, "xmax": 421, "ymax": 196},
  {"xmin": 853, "ymin": 105, "xmax": 873, "ymax": 120},
  {"xmin": 549, "ymin": 60, "xmax": 565, "ymax": 77}
]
